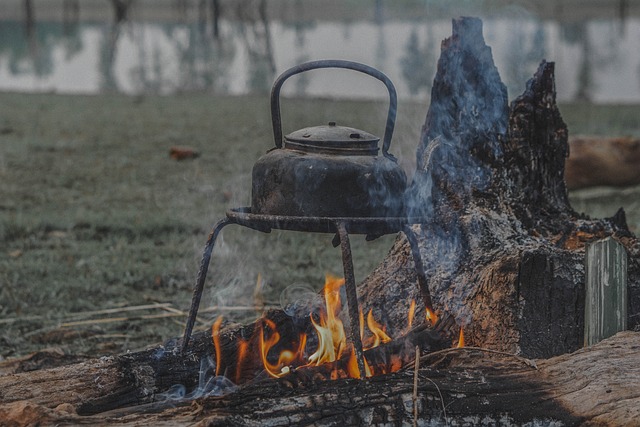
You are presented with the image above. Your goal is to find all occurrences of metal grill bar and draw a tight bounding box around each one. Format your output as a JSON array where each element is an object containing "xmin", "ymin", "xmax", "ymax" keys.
[
  {"xmin": 181, "ymin": 218, "xmax": 232, "ymax": 353},
  {"xmin": 180, "ymin": 208, "xmax": 435, "ymax": 383},
  {"xmin": 336, "ymin": 221, "xmax": 367, "ymax": 378}
]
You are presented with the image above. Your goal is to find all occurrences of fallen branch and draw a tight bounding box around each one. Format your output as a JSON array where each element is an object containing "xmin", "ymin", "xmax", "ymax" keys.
[
  {"xmin": 565, "ymin": 136, "xmax": 640, "ymax": 190},
  {"xmin": 421, "ymin": 346, "xmax": 539, "ymax": 370}
]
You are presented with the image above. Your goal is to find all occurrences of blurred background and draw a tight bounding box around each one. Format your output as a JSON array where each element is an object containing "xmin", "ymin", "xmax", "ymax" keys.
[{"xmin": 1, "ymin": 0, "xmax": 639, "ymax": 102}]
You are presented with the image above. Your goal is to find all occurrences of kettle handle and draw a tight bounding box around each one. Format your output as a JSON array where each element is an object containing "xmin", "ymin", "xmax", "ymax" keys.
[{"xmin": 270, "ymin": 60, "xmax": 398, "ymax": 160}]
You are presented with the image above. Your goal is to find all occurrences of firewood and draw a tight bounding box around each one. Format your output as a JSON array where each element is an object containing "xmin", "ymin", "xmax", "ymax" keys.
[
  {"xmin": 565, "ymin": 136, "xmax": 640, "ymax": 190},
  {"xmin": 1, "ymin": 332, "xmax": 638, "ymax": 425}
]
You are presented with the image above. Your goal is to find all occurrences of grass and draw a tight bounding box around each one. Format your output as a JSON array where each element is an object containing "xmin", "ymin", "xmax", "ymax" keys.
[
  {"xmin": 0, "ymin": 92, "xmax": 638, "ymax": 358},
  {"xmin": 560, "ymin": 103, "xmax": 640, "ymax": 138},
  {"xmin": 0, "ymin": 92, "xmax": 410, "ymax": 357}
]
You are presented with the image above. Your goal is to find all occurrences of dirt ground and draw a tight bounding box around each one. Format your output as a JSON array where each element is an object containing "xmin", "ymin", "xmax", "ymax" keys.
[{"xmin": 0, "ymin": 92, "xmax": 639, "ymax": 360}]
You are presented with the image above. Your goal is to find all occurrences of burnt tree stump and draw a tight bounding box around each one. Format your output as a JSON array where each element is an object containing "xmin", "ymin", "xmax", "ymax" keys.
[{"xmin": 358, "ymin": 17, "xmax": 639, "ymax": 358}]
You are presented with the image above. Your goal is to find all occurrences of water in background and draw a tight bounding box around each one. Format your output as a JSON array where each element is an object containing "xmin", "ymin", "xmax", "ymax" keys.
[{"xmin": 1, "ymin": 0, "xmax": 639, "ymax": 103}]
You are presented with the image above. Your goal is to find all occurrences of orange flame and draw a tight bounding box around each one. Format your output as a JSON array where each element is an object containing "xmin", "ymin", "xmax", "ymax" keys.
[
  {"xmin": 212, "ymin": 316, "xmax": 224, "ymax": 376},
  {"xmin": 308, "ymin": 275, "xmax": 347, "ymax": 365},
  {"xmin": 407, "ymin": 299, "xmax": 416, "ymax": 330},
  {"xmin": 259, "ymin": 318, "xmax": 301, "ymax": 378},
  {"xmin": 223, "ymin": 274, "xmax": 425, "ymax": 382},
  {"xmin": 425, "ymin": 307, "xmax": 438, "ymax": 325},
  {"xmin": 457, "ymin": 327, "xmax": 465, "ymax": 348},
  {"xmin": 346, "ymin": 348, "xmax": 372, "ymax": 379},
  {"xmin": 365, "ymin": 310, "xmax": 391, "ymax": 348},
  {"xmin": 235, "ymin": 338, "xmax": 248, "ymax": 383}
]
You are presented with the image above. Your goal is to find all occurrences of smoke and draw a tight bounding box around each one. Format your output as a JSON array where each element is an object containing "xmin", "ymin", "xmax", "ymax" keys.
[
  {"xmin": 405, "ymin": 17, "xmax": 509, "ymax": 220},
  {"xmin": 398, "ymin": 17, "xmax": 513, "ymax": 329},
  {"xmin": 281, "ymin": 283, "xmax": 323, "ymax": 315},
  {"xmin": 362, "ymin": 156, "xmax": 407, "ymax": 218},
  {"xmin": 157, "ymin": 356, "xmax": 237, "ymax": 402}
]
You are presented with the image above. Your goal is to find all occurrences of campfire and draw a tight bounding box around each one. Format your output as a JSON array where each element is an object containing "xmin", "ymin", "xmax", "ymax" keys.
[
  {"xmin": 0, "ymin": 16, "xmax": 637, "ymax": 426},
  {"xmin": 211, "ymin": 274, "xmax": 463, "ymax": 384},
  {"xmin": 180, "ymin": 59, "xmax": 448, "ymax": 380}
]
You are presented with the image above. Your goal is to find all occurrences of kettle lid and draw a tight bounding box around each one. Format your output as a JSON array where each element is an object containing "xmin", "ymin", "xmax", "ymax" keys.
[{"xmin": 284, "ymin": 122, "xmax": 379, "ymax": 155}]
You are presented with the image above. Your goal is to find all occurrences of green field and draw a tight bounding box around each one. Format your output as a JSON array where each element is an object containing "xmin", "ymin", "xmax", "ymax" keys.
[{"xmin": 1, "ymin": 92, "xmax": 638, "ymax": 358}]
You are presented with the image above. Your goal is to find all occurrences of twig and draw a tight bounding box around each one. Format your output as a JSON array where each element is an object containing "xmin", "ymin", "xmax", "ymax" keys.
[
  {"xmin": 157, "ymin": 305, "xmax": 187, "ymax": 315},
  {"xmin": 412, "ymin": 346, "xmax": 419, "ymax": 427},
  {"xmin": 412, "ymin": 345, "xmax": 448, "ymax": 426},
  {"xmin": 421, "ymin": 346, "xmax": 538, "ymax": 370},
  {"xmin": 0, "ymin": 315, "xmax": 44, "ymax": 325},
  {"xmin": 156, "ymin": 304, "xmax": 207, "ymax": 326},
  {"xmin": 0, "ymin": 303, "xmax": 172, "ymax": 325},
  {"xmin": 422, "ymin": 376, "xmax": 448, "ymax": 426},
  {"xmin": 65, "ymin": 303, "xmax": 172, "ymax": 317},
  {"xmin": 199, "ymin": 305, "xmax": 280, "ymax": 313},
  {"xmin": 59, "ymin": 312, "xmax": 185, "ymax": 327}
]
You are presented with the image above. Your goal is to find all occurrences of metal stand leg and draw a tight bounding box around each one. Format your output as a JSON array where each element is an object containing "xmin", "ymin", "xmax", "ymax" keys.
[
  {"xmin": 403, "ymin": 225, "xmax": 435, "ymax": 315},
  {"xmin": 336, "ymin": 222, "xmax": 366, "ymax": 378},
  {"xmin": 181, "ymin": 218, "xmax": 232, "ymax": 353}
]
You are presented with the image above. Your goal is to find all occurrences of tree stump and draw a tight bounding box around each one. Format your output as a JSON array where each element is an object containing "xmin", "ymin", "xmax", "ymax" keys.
[{"xmin": 358, "ymin": 17, "xmax": 639, "ymax": 359}]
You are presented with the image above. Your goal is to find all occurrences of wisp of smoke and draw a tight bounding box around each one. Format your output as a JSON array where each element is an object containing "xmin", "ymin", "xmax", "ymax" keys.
[{"xmin": 158, "ymin": 356, "xmax": 237, "ymax": 402}]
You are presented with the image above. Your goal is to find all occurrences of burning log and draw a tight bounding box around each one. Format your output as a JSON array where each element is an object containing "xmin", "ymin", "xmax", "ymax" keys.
[
  {"xmin": 207, "ymin": 276, "xmax": 456, "ymax": 386},
  {"xmin": 1, "ymin": 331, "xmax": 639, "ymax": 425}
]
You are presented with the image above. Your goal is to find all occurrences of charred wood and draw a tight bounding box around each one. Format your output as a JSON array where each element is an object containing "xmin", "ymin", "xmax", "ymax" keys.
[
  {"xmin": 1, "ymin": 332, "xmax": 639, "ymax": 426},
  {"xmin": 356, "ymin": 17, "xmax": 640, "ymax": 359},
  {"xmin": 0, "ymin": 313, "xmax": 455, "ymax": 417}
]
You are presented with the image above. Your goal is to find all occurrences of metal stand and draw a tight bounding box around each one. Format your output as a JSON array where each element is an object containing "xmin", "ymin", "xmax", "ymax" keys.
[
  {"xmin": 181, "ymin": 218, "xmax": 232, "ymax": 353},
  {"xmin": 180, "ymin": 211, "xmax": 434, "ymax": 381},
  {"xmin": 336, "ymin": 221, "xmax": 366, "ymax": 378}
]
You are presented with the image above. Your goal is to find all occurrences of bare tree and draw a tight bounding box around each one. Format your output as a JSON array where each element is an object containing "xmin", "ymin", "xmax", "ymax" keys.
[
  {"xmin": 23, "ymin": 0, "xmax": 35, "ymax": 39},
  {"xmin": 110, "ymin": 0, "xmax": 134, "ymax": 24}
]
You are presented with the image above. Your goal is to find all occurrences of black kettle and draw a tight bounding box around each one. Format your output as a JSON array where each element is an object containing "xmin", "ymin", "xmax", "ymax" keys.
[{"xmin": 251, "ymin": 60, "xmax": 407, "ymax": 218}]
